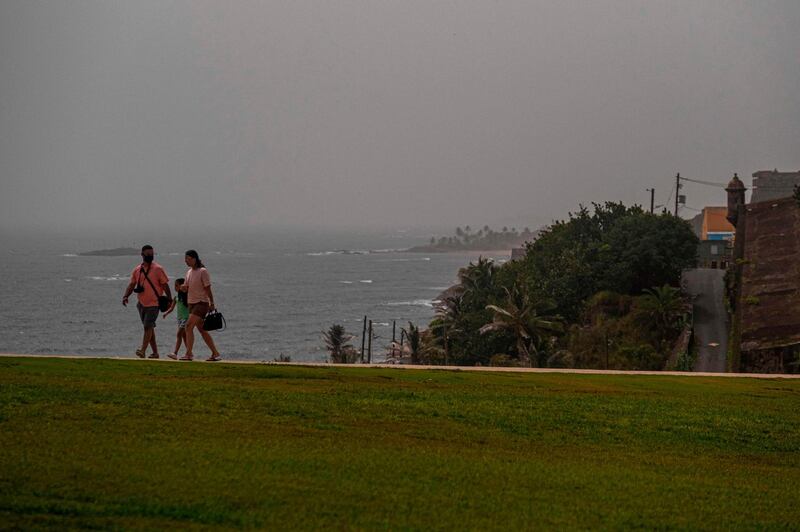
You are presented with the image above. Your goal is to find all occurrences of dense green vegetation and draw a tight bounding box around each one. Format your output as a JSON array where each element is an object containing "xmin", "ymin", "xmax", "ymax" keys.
[
  {"xmin": 419, "ymin": 203, "xmax": 699, "ymax": 368},
  {"xmin": 1, "ymin": 357, "xmax": 799, "ymax": 529}
]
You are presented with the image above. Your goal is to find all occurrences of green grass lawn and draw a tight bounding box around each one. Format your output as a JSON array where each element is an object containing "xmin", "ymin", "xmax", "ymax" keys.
[{"xmin": 1, "ymin": 358, "xmax": 799, "ymax": 530}]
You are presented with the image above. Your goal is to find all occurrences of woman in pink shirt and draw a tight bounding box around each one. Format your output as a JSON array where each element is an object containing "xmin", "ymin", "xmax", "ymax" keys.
[{"xmin": 178, "ymin": 249, "xmax": 221, "ymax": 361}]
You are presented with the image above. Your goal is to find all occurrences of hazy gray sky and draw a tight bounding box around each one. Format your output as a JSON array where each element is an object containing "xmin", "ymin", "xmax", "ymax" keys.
[{"xmin": 1, "ymin": 1, "xmax": 799, "ymax": 234}]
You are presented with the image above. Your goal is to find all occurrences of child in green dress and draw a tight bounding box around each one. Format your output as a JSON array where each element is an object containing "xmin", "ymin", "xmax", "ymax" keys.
[{"xmin": 163, "ymin": 278, "xmax": 190, "ymax": 360}]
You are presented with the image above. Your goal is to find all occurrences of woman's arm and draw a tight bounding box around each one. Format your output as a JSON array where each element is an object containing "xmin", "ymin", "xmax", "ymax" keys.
[{"xmin": 205, "ymin": 285, "xmax": 215, "ymax": 310}]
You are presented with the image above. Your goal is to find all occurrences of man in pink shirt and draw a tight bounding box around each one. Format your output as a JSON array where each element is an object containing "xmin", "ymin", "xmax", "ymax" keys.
[{"xmin": 122, "ymin": 245, "xmax": 171, "ymax": 358}]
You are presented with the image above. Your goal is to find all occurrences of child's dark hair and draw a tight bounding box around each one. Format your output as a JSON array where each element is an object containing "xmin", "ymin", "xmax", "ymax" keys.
[
  {"xmin": 175, "ymin": 278, "xmax": 188, "ymax": 306},
  {"xmin": 185, "ymin": 249, "xmax": 204, "ymax": 268}
]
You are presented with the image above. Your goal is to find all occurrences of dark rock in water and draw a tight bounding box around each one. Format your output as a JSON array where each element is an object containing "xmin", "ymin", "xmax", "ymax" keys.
[{"xmin": 78, "ymin": 247, "xmax": 140, "ymax": 257}]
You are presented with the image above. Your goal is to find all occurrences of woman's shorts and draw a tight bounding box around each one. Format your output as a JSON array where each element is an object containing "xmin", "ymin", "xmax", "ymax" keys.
[
  {"xmin": 177, "ymin": 318, "xmax": 188, "ymax": 329},
  {"xmin": 188, "ymin": 302, "xmax": 210, "ymax": 318}
]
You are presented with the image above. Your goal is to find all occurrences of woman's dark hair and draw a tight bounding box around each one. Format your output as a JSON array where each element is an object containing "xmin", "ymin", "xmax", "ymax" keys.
[
  {"xmin": 185, "ymin": 249, "xmax": 204, "ymax": 269},
  {"xmin": 175, "ymin": 278, "xmax": 188, "ymax": 306}
]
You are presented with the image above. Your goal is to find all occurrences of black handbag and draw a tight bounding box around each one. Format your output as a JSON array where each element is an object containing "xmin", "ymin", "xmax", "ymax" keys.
[
  {"xmin": 141, "ymin": 267, "xmax": 171, "ymax": 312},
  {"xmin": 203, "ymin": 310, "xmax": 226, "ymax": 331}
]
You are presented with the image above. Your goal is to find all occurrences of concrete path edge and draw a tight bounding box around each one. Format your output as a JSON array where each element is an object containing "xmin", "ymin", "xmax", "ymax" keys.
[{"xmin": 1, "ymin": 353, "xmax": 798, "ymax": 379}]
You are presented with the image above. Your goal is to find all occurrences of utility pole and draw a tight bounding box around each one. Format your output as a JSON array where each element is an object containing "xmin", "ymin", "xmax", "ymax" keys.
[
  {"xmin": 360, "ymin": 316, "xmax": 367, "ymax": 363},
  {"xmin": 391, "ymin": 321, "xmax": 397, "ymax": 359},
  {"xmin": 646, "ymin": 188, "xmax": 655, "ymax": 214},
  {"xmin": 367, "ymin": 320, "xmax": 373, "ymax": 364},
  {"xmin": 674, "ymin": 173, "xmax": 681, "ymax": 216},
  {"xmin": 444, "ymin": 324, "xmax": 449, "ymax": 366}
]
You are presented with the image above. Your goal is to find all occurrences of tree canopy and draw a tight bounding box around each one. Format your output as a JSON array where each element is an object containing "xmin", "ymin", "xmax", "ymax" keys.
[{"xmin": 519, "ymin": 202, "xmax": 698, "ymax": 321}]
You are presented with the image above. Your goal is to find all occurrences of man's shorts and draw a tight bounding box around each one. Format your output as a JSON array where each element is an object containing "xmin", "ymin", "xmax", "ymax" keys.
[
  {"xmin": 177, "ymin": 318, "xmax": 188, "ymax": 329},
  {"xmin": 137, "ymin": 303, "xmax": 159, "ymax": 329}
]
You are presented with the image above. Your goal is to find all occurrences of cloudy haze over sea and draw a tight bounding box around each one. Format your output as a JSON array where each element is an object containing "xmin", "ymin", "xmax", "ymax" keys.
[{"xmin": 2, "ymin": 1, "xmax": 799, "ymax": 235}]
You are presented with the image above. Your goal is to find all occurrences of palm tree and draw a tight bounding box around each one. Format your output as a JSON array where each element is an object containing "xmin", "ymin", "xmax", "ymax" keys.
[
  {"xmin": 480, "ymin": 286, "xmax": 563, "ymax": 367},
  {"xmin": 636, "ymin": 285, "xmax": 685, "ymax": 346},
  {"xmin": 458, "ymin": 257, "xmax": 496, "ymax": 302},
  {"xmin": 429, "ymin": 293, "xmax": 464, "ymax": 365},
  {"xmin": 322, "ymin": 324, "xmax": 358, "ymax": 363},
  {"xmin": 403, "ymin": 322, "xmax": 423, "ymax": 365}
]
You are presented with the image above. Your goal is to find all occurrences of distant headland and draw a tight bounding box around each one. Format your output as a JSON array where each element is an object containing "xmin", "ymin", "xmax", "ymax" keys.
[
  {"xmin": 78, "ymin": 247, "xmax": 140, "ymax": 257},
  {"xmin": 407, "ymin": 225, "xmax": 539, "ymax": 253}
]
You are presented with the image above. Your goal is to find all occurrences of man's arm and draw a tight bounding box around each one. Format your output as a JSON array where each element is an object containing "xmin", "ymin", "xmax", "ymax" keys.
[
  {"xmin": 162, "ymin": 281, "xmax": 172, "ymax": 301},
  {"xmin": 162, "ymin": 298, "xmax": 175, "ymax": 318},
  {"xmin": 160, "ymin": 269, "xmax": 172, "ymax": 300},
  {"xmin": 122, "ymin": 281, "xmax": 135, "ymax": 307}
]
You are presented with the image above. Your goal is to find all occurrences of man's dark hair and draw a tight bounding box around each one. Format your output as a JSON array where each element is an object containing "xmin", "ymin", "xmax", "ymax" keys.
[{"xmin": 141, "ymin": 244, "xmax": 154, "ymax": 254}]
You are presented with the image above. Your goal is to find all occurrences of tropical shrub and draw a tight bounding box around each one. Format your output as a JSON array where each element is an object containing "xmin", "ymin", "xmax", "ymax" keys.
[{"xmin": 322, "ymin": 324, "xmax": 359, "ymax": 363}]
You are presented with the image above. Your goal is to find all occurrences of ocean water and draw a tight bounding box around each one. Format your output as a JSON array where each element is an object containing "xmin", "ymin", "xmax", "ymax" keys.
[{"xmin": 0, "ymin": 230, "xmax": 509, "ymax": 361}]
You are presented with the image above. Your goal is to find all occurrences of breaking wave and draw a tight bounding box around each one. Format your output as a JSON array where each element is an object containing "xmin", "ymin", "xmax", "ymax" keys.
[
  {"xmin": 386, "ymin": 299, "xmax": 434, "ymax": 308},
  {"xmin": 379, "ymin": 257, "xmax": 431, "ymax": 262},
  {"xmin": 306, "ymin": 248, "xmax": 408, "ymax": 257},
  {"xmin": 87, "ymin": 275, "xmax": 127, "ymax": 282}
]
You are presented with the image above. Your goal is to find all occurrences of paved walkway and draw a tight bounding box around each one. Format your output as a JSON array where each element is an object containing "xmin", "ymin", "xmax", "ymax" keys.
[
  {"xmin": 683, "ymin": 268, "xmax": 729, "ymax": 372},
  {"xmin": 2, "ymin": 353, "xmax": 798, "ymax": 379}
]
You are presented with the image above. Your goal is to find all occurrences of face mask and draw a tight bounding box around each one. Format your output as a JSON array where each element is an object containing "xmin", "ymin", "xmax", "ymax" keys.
[{"xmin": 143, "ymin": 255, "xmax": 154, "ymax": 264}]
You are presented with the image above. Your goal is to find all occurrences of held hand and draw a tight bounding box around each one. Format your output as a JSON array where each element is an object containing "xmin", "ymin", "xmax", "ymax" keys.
[{"xmin": 209, "ymin": 302, "xmax": 216, "ymax": 311}]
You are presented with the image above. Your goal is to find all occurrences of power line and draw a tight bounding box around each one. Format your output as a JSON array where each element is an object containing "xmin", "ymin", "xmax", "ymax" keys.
[
  {"xmin": 664, "ymin": 183, "xmax": 675, "ymax": 211},
  {"xmin": 681, "ymin": 177, "xmax": 728, "ymax": 187}
]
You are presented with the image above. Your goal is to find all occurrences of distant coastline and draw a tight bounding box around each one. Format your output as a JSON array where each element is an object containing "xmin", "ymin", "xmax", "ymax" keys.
[
  {"xmin": 78, "ymin": 247, "xmax": 140, "ymax": 257},
  {"xmin": 407, "ymin": 225, "xmax": 538, "ymax": 254}
]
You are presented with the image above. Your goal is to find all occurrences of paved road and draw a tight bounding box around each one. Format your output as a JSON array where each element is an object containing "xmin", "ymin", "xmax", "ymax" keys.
[{"xmin": 683, "ymin": 268, "xmax": 729, "ymax": 372}]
